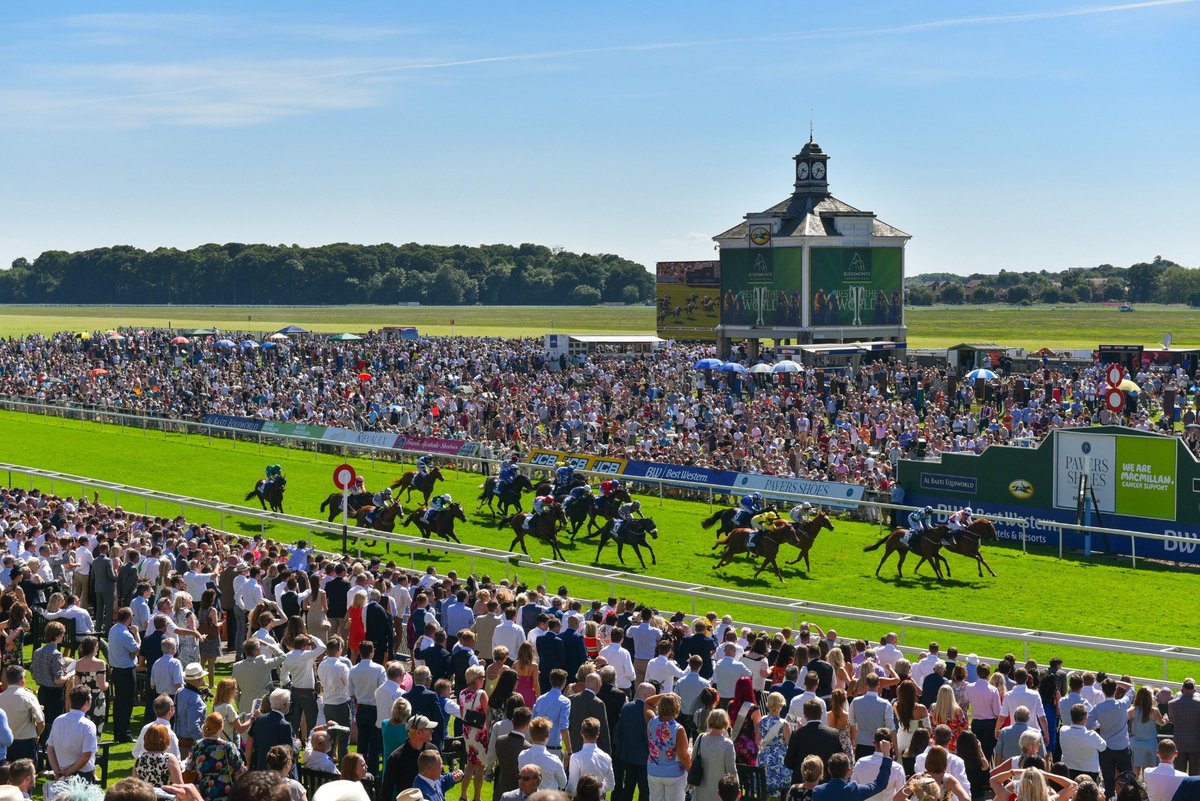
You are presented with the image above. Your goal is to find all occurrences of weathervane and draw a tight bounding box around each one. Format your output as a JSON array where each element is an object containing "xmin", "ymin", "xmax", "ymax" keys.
[{"xmin": 809, "ymin": 110, "xmax": 813, "ymax": 144}]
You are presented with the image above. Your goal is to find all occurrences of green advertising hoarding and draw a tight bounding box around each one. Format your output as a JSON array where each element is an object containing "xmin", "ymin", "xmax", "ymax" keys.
[
  {"xmin": 810, "ymin": 247, "xmax": 903, "ymax": 327},
  {"xmin": 1114, "ymin": 435, "xmax": 1177, "ymax": 520},
  {"xmin": 719, "ymin": 247, "xmax": 803, "ymax": 327}
]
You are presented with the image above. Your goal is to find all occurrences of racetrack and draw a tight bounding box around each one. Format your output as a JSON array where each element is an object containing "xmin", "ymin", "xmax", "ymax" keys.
[{"xmin": 2, "ymin": 407, "xmax": 1196, "ymax": 679}]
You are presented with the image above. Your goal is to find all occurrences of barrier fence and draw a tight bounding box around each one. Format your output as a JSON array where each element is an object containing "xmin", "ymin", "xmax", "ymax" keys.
[
  {"xmin": 2, "ymin": 461, "xmax": 1198, "ymax": 686},
  {"xmin": 1, "ymin": 397, "xmax": 1194, "ymax": 568}
]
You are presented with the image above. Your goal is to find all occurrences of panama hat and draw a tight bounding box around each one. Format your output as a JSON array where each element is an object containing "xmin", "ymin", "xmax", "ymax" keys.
[{"xmin": 183, "ymin": 663, "xmax": 205, "ymax": 681}]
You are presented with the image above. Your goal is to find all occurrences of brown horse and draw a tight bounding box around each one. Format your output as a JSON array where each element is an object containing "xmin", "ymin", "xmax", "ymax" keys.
[
  {"xmin": 390, "ymin": 467, "xmax": 445, "ymax": 504},
  {"xmin": 713, "ymin": 523, "xmax": 799, "ymax": 582},
  {"xmin": 352, "ymin": 503, "xmax": 404, "ymax": 534},
  {"xmin": 863, "ymin": 524, "xmax": 948, "ymax": 579},
  {"xmin": 403, "ymin": 502, "xmax": 467, "ymax": 544},
  {"xmin": 914, "ymin": 518, "xmax": 999, "ymax": 578},
  {"xmin": 786, "ymin": 512, "xmax": 836, "ymax": 569},
  {"xmin": 319, "ymin": 491, "xmax": 373, "ymax": 522},
  {"xmin": 502, "ymin": 506, "xmax": 569, "ymax": 562}
]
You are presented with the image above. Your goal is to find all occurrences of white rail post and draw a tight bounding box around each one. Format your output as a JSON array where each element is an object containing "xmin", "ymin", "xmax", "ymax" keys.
[
  {"xmin": 1131, "ymin": 534, "xmax": 1137, "ymax": 569},
  {"xmin": 1058, "ymin": 525, "xmax": 1063, "ymax": 559}
]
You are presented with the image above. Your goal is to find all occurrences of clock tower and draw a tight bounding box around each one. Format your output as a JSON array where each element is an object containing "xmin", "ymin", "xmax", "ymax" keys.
[{"xmin": 793, "ymin": 138, "xmax": 830, "ymax": 197}]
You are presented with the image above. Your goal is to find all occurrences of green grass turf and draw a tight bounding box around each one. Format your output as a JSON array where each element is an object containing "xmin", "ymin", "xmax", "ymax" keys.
[
  {"xmin": 0, "ymin": 305, "xmax": 654, "ymax": 339},
  {"xmin": 2, "ymin": 408, "xmax": 1198, "ymax": 685},
  {"xmin": 1, "ymin": 302, "xmax": 1195, "ymax": 350}
]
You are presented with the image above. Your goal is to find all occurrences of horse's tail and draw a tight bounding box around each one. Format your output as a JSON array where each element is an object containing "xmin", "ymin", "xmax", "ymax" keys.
[
  {"xmin": 477, "ymin": 480, "xmax": 494, "ymax": 501},
  {"xmin": 320, "ymin": 495, "xmax": 331, "ymax": 513},
  {"xmin": 863, "ymin": 533, "xmax": 891, "ymax": 552},
  {"xmin": 700, "ymin": 510, "xmax": 724, "ymax": 530},
  {"xmin": 244, "ymin": 489, "xmax": 257, "ymax": 501},
  {"xmin": 498, "ymin": 515, "xmax": 512, "ymax": 529}
]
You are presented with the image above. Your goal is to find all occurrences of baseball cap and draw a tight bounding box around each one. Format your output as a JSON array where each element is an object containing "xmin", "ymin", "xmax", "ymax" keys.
[{"xmin": 408, "ymin": 714, "xmax": 437, "ymax": 730}]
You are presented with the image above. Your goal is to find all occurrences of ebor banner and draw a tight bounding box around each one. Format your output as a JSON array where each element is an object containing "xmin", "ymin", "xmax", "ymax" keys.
[{"xmin": 1053, "ymin": 431, "xmax": 1176, "ymax": 521}]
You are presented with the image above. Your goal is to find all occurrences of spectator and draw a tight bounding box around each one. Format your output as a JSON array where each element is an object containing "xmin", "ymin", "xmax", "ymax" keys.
[
  {"xmin": 693, "ymin": 708, "xmax": 738, "ymax": 801},
  {"xmin": 567, "ymin": 716, "xmax": 616, "ymax": 796},
  {"xmin": 1058, "ymin": 703, "xmax": 1105, "ymax": 783},
  {"xmin": 247, "ymin": 688, "xmax": 296, "ymax": 772},
  {"xmin": 266, "ymin": 744, "xmax": 306, "ymax": 801},
  {"xmin": 520, "ymin": 717, "xmax": 569, "ymax": 792},
  {"xmin": 646, "ymin": 693, "xmax": 691, "ymax": 801},
  {"xmin": 930, "ymin": 685, "xmax": 968, "ymax": 752},
  {"xmin": 191, "ymin": 712, "xmax": 247, "ymax": 801},
  {"xmin": 1169, "ymin": 679, "xmax": 1200, "ymax": 775},
  {"xmin": 787, "ymin": 700, "xmax": 843, "ymax": 784},
  {"xmin": 502, "ymin": 764, "xmax": 542, "ymax": 801},
  {"xmin": 760, "ymin": 693, "xmax": 794, "ymax": 797},
  {"xmin": 1145, "ymin": 740, "xmax": 1189, "ymax": 801},
  {"xmin": 0, "ymin": 665, "xmax": 43, "ymax": 762},
  {"xmin": 851, "ymin": 674, "xmax": 895, "ymax": 760},
  {"xmin": 46, "ymin": 685, "xmax": 99, "ymax": 781},
  {"xmin": 134, "ymin": 722, "xmax": 184, "ymax": 785},
  {"xmin": 1088, "ymin": 677, "xmax": 1136, "ymax": 795},
  {"xmin": 380, "ymin": 714, "xmax": 439, "ymax": 801}
]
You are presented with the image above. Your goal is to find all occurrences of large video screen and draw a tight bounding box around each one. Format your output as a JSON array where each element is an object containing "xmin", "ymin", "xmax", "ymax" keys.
[
  {"xmin": 809, "ymin": 247, "xmax": 903, "ymax": 327},
  {"xmin": 656, "ymin": 261, "xmax": 720, "ymax": 340},
  {"xmin": 718, "ymin": 247, "xmax": 804, "ymax": 327}
]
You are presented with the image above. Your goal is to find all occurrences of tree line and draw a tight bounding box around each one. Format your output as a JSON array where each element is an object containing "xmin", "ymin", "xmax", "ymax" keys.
[
  {"xmin": 907, "ymin": 256, "xmax": 1197, "ymax": 306},
  {"xmin": 0, "ymin": 242, "xmax": 656, "ymax": 306}
]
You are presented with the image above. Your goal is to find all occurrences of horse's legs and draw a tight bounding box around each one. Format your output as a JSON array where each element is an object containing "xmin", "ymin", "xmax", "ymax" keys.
[
  {"xmin": 631, "ymin": 544, "xmax": 646, "ymax": 570},
  {"xmin": 804, "ymin": 550, "xmax": 811, "ymax": 572},
  {"xmin": 645, "ymin": 542, "xmax": 656, "ymax": 565},
  {"xmin": 977, "ymin": 554, "xmax": 997, "ymax": 577},
  {"xmin": 509, "ymin": 533, "xmax": 529, "ymax": 556},
  {"xmin": 874, "ymin": 545, "xmax": 891, "ymax": 576},
  {"xmin": 913, "ymin": 556, "xmax": 925, "ymax": 574},
  {"xmin": 895, "ymin": 549, "xmax": 907, "ymax": 577},
  {"xmin": 772, "ymin": 557, "xmax": 785, "ymax": 582},
  {"xmin": 615, "ymin": 542, "xmax": 626, "ymax": 566},
  {"xmin": 594, "ymin": 532, "xmax": 607, "ymax": 563},
  {"xmin": 940, "ymin": 554, "xmax": 951, "ymax": 579}
]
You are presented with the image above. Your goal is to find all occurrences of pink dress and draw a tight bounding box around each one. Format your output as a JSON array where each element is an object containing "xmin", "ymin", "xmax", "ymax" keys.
[{"xmin": 516, "ymin": 671, "xmax": 537, "ymax": 707}]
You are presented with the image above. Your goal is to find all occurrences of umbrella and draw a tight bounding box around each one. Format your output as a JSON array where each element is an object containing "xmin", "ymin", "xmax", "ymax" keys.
[
  {"xmin": 329, "ymin": 332, "xmax": 363, "ymax": 342},
  {"xmin": 106, "ymin": 333, "xmax": 125, "ymax": 341},
  {"xmin": 966, "ymin": 368, "xmax": 998, "ymax": 380},
  {"xmin": 215, "ymin": 339, "xmax": 236, "ymax": 348},
  {"xmin": 693, "ymin": 358, "xmax": 723, "ymax": 370},
  {"xmin": 169, "ymin": 336, "xmax": 190, "ymax": 345},
  {"xmin": 240, "ymin": 340, "xmax": 259, "ymax": 349},
  {"xmin": 772, "ymin": 361, "xmax": 801, "ymax": 373},
  {"xmin": 749, "ymin": 363, "xmax": 774, "ymax": 374},
  {"xmin": 1118, "ymin": 378, "xmax": 1140, "ymax": 393},
  {"xmin": 87, "ymin": 368, "xmax": 109, "ymax": 376},
  {"xmin": 267, "ymin": 333, "xmax": 289, "ymax": 340},
  {"xmin": 358, "ymin": 372, "xmax": 373, "ymax": 382},
  {"xmin": 719, "ymin": 362, "xmax": 747, "ymax": 374},
  {"xmin": 455, "ymin": 385, "xmax": 477, "ymax": 395},
  {"xmin": 260, "ymin": 341, "xmax": 278, "ymax": 349},
  {"xmin": 276, "ymin": 325, "xmax": 308, "ymax": 335}
]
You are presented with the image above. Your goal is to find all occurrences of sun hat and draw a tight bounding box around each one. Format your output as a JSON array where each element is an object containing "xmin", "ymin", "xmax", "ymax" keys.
[{"xmin": 183, "ymin": 663, "xmax": 205, "ymax": 681}]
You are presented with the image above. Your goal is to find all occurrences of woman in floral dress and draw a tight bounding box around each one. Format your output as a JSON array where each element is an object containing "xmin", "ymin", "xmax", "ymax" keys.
[
  {"xmin": 190, "ymin": 712, "xmax": 246, "ymax": 801},
  {"xmin": 173, "ymin": 592, "xmax": 200, "ymax": 667},
  {"xmin": 759, "ymin": 692, "xmax": 793, "ymax": 797},
  {"xmin": 458, "ymin": 665, "xmax": 490, "ymax": 801}
]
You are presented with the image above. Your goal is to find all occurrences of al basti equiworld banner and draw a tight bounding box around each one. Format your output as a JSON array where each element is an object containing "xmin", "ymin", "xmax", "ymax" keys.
[{"xmin": 720, "ymin": 245, "xmax": 902, "ymax": 328}]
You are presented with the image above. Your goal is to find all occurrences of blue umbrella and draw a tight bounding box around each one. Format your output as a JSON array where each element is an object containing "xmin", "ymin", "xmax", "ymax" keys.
[
  {"xmin": 966, "ymin": 368, "xmax": 997, "ymax": 380},
  {"xmin": 241, "ymin": 340, "xmax": 259, "ymax": 349},
  {"xmin": 693, "ymin": 358, "xmax": 723, "ymax": 370},
  {"xmin": 215, "ymin": 339, "xmax": 235, "ymax": 348},
  {"xmin": 719, "ymin": 362, "xmax": 747, "ymax": 374},
  {"xmin": 260, "ymin": 341, "xmax": 277, "ymax": 349}
]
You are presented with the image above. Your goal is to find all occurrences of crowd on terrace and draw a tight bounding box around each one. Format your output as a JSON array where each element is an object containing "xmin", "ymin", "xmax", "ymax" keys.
[
  {"xmin": 2, "ymin": 330, "xmax": 1200, "ymax": 498},
  {"xmin": 0, "ymin": 486, "xmax": 1194, "ymax": 801}
]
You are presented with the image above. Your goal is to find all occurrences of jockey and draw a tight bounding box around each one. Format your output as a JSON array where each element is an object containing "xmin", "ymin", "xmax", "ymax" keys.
[
  {"xmin": 366, "ymin": 487, "xmax": 393, "ymax": 523},
  {"xmin": 526, "ymin": 494, "xmax": 557, "ymax": 530},
  {"xmin": 747, "ymin": 509, "xmax": 781, "ymax": 550},
  {"xmin": 423, "ymin": 493, "xmax": 452, "ymax": 524},
  {"xmin": 416, "ymin": 455, "xmax": 434, "ymax": 477},
  {"xmin": 613, "ymin": 500, "xmax": 643, "ymax": 541},
  {"xmin": 566, "ymin": 484, "xmax": 592, "ymax": 512},
  {"xmin": 264, "ymin": 463, "xmax": 282, "ymax": 486},
  {"xmin": 734, "ymin": 492, "xmax": 764, "ymax": 528},
  {"xmin": 946, "ymin": 506, "xmax": 973, "ymax": 546},
  {"xmin": 553, "ymin": 462, "xmax": 576, "ymax": 493},
  {"xmin": 600, "ymin": 478, "xmax": 622, "ymax": 496},
  {"xmin": 788, "ymin": 503, "xmax": 815, "ymax": 526},
  {"xmin": 352, "ymin": 475, "xmax": 366, "ymax": 494},
  {"xmin": 496, "ymin": 454, "xmax": 520, "ymax": 496},
  {"xmin": 902, "ymin": 506, "xmax": 934, "ymax": 546}
]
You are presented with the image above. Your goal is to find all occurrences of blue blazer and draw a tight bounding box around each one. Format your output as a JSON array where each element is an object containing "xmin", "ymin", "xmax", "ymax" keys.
[
  {"xmin": 812, "ymin": 757, "xmax": 892, "ymax": 801},
  {"xmin": 613, "ymin": 699, "xmax": 648, "ymax": 765},
  {"xmin": 404, "ymin": 684, "xmax": 445, "ymax": 744},
  {"xmin": 559, "ymin": 628, "xmax": 589, "ymax": 679}
]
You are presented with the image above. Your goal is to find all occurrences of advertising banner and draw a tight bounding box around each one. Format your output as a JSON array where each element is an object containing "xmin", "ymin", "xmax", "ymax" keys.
[
  {"xmin": 732, "ymin": 473, "xmax": 866, "ymax": 509},
  {"xmin": 809, "ymin": 247, "xmax": 903, "ymax": 327},
  {"xmin": 655, "ymin": 261, "xmax": 721, "ymax": 341},
  {"xmin": 719, "ymin": 247, "xmax": 803, "ymax": 327},
  {"xmin": 622, "ymin": 460, "xmax": 741, "ymax": 488},
  {"xmin": 528, "ymin": 449, "xmax": 628, "ymax": 475},
  {"xmin": 396, "ymin": 435, "xmax": 469, "ymax": 457},
  {"xmin": 1053, "ymin": 431, "xmax": 1177, "ymax": 520},
  {"xmin": 201, "ymin": 414, "xmax": 264, "ymax": 432},
  {"xmin": 260, "ymin": 421, "xmax": 297, "ymax": 436},
  {"xmin": 321, "ymin": 428, "xmax": 404, "ymax": 449}
]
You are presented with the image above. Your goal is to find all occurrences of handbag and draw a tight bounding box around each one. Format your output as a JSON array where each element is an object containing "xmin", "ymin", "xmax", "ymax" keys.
[
  {"xmin": 687, "ymin": 733, "xmax": 705, "ymax": 786},
  {"xmin": 464, "ymin": 708, "xmax": 487, "ymax": 728}
]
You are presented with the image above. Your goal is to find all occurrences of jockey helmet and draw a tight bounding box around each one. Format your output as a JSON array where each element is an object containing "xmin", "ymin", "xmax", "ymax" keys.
[
  {"xmin": 631, "ymin": 500, "xmax": 641, "ymax": 511},
  {"xmin": 381, "ymin": 487, "xmax": 392, "ymax": 497},
  {"xmin": 441, "ymin": 493, "xmax": 452, "ymax": 503},
  {"xmin": 508, "ymin": 454, "xmax": 519, "ymax": 461},
  {"xmin": 924, "ymin": 505, "xmax": 933, "ymax": 514},
  {"xmin": 802, "ymin": 502, "xmax": 813, "ymax": 510},
  {"xmin": 580, "ymin": 484, "xmax": 591, "ymax": 493},
  {"xmin": 965, "ymin": 507, "xmax": 974, "ymax": 515},
  {"xmin": 752, "ymin": 492, "xmax": 763, "ymax": 502}
]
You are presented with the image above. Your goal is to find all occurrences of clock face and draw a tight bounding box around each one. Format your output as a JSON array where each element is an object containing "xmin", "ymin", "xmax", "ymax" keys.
[
  {"xmin": 795, "ymin": 161, "xmax": 810, "ymax": 180},
  {"xmin": 811, "ymin": 161, "xmax": 826, "ymax": 180}
]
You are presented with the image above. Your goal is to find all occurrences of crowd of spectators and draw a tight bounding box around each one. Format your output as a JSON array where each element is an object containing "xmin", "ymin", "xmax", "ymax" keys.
[
  {"xmin": 0, "ymin": 484, "xmax": 1197, "ymax": 801},
  {"xmin": 2, "ymin": 331, "xmax": 1200, "ymax": 502}
]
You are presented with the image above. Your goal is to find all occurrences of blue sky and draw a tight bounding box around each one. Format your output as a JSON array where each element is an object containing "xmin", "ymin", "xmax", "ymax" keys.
[{"xmin": 2, "ymin": 1, "xmax": 1197, "ymax": 277}]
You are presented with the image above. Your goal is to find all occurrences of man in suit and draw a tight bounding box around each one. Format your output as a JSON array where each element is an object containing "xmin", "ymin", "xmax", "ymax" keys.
[
  {"xmin": 495, "ymin": 706, "xmax": 532, "ymax": 796},
  {"xmin": 499, "ymin": 764, "xmax": 541, "ymax": 801},
  {"xmin": 404, "ymin": 666, "xmax": 446, "ymax": 747},
  {"xmin": 597, "ymin": 666, "xmax": 627, "ymax": 735},
  {"xmin": 91, "ymin": 542, "xmax": 118, "ymax": 635},
  {"xmin": 813, "ymin": 748, "xmax": 895, "ymax": 801},
  {"xmin": 995, "ymin": 706, "xmax": 1045, "ymax": 763},
  {"xmin": 324, "ymin": 564, "xmax": 351, "ymax": 638},
  {"xmin": 569, "ymin": 672, "xmax": 612, "ymax": 754},
  {"xmin": 804, "ymin": 644, "xmax": 835, "ymax": 699},
  {"xmin": 231, "ymin": 637, "xmax": 286, "ymax": 709},
  {"xmin": 138, "ymin": 615, "xmax": 167, "ymax": 723},
  {"xmin": 919, "ymin": 661, "xmax": 948, "ymax": 708},
  {"xmin": 786, "ymin": 699, "xmax": 844, "ymax": 782},
  {"xmin": 536, "ymin": 618, "xmax": 565, "ymax": 692},
  {"xmin": 412, "ymin": 749, "xmax": 464, "ymax": 801},
  {"xmin": 416, "ymin": 630, "xmax": 453, "ymax": 684},
  {"xmin": 560, "ymin": 616, "xmax": 589, "ymax": 682},
  {"xmin": 675, "ymin": 619, "xmax": 718, "ymax": 679},
  {"xmin": 1170, "ymin": 679, "xmax": 1200, "ymax": 775},
  {"xmin": 364, "ymin": 590, "xmax": 394, "ymax": 662},
  {"xmin": 849, "ymin": 674, "xmax": 895, "ymax": 759},
  {"xmin": 117, "ymin": 550, "xmax": 140, "ymax": 610},
  {"xmin": 613, "ymin": 683, "xmax": 653, "ymax": 801},
  {"xmin": 771, "ymin": 665, "xmax": 803, "ymax": 706},
  {"xmin": 246, "ymin": 688, "xmax": 296, "ymax": 771}
]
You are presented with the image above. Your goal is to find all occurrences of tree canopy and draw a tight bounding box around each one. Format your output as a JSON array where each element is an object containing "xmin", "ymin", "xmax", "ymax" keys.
[{"xmin": 0, "ymin": 242, "xmax": 656, "ymax": 306}]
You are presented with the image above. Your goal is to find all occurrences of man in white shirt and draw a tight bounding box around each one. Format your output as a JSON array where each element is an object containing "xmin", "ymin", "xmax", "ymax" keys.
[
  {"xmin": 133, "ymin": 695, "xmax": 181, "ymax": 759},
  {"xmin": 567, "ymin": 717, "xmax": 615, "ymax": 795},
  {"xmin": 493, "ymin": 608, "xmax": 528, "ymax": 662},
  {"xmin": 788, "ymin": 673, "xmax": 828, "ymax": 721},
  {"xmin": 47, "ymin": 687, "xmax": 98, "ymax": 780},
  {"xmin": 182, "ymin": 562, "xmax": 216, "ymax": 600},
  {"xmin": 374, "ymin": 662, "xmax": 408, "ymax": 736},
  {"xmin": 518, "ymin": 717, "xmax": 568, "ymax": 791},
  {"xmin": 915, "ymin": 726, "xmax": 971, "ymax": 796},
  {"xmin": 851, "ymin": 729, "xmax": 907, "ymax": 801},
  {"xmin": 645, "ymin": 640, "xmax": 685, "ymax": 694},
  {"xmin": 44, "ymin": 595, "xmax": 95, "ymax": 634},
  {"xmin": 302, "ymin": 729, "xmax": 338, "ymax": 774},
  {"xmin": 712, "ymin": 643, "xmax": 752, "ymax": 697},
  {"xmin": 875, "ymin": 633, "xmax": 904, "ymax": 669},
  {"xmin": 318, "ymin": 636, "xmax": 353, "ymax": 762},
  {"xmin": 1145, "ymin": 739, "xmax": 1189, "ymax": 801},
  {"xmin": 597, "ymin": 629, "xmax": 635, "ymax": 693},
  {"xmin": 911, "ymin": 643, "xmax": 941, "ymax": 688},
  {"xmin": 1058, "ymin": 703, "xmax": 1106, "ymax": 781},
  {"xmin": 998, "ymin": 668, "xmax": 1049, "ymax": 742},
  {"xmin": 72, "ymin": 539, "xmax": 93, "ymax": 602},
  {"xmin": 281, "ymin": 633, "xmax": 324, "ymax": 739}
]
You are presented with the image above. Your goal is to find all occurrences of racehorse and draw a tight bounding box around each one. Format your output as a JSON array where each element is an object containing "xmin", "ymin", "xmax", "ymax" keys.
[
  {"xmin": 563, "ymin": 493, "xmax": 596, "ymax": 540},
  {"xmin": 352, "ymin": 504, "xmax": 404, "ymax": 534},
  {"xmin": 245, "ymin": 476, "xmax": 287, "ymax": 513},
  {"xmin": 476, "ymin": 474, "xmax": 535, "ymax": 516},
  {"xmin": 864, "ymin": 524, "xmax": 948, "ymax": 579},
  {"xmin": 700, "ymin": 506, "xmax": 776, "ymax": 539},
  {"xmin": 403, "ymin": 502, "xmax": 467, "ymax": 544},
  {"xmin": 713, "ymin": 523, "xmax": 799, "ymax": 583},
  {"xmin": 785, "ymin": 512, "xmax": 836, "ymax": 570},
  {"xmin": 390, "ymin": 467, "xmax": 445, "ymax": 505},
  {"xmin": 594, "ymin": 517, "xmax": 658, "ymax": 569},
  {"xmin": 534, "ymin": 474, "xmax": 586, "ymax": 499},
  {"xmin": 319, "ymin": 491, "xmax": 373, "ymax": 522},
  {"xmin": 914, "ymin": 518, "xmax": 999, "ymax": 578},
  {"xmin": 590, "ymin": 489, "xmax": 632, "ymax": 532},
  {"xmin": 502, "ymin": 506, "xmax": 569, "ymax": 562}
]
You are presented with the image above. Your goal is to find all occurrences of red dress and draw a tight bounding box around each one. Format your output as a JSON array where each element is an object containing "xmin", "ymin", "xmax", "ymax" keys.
[{"xmin": 348, "ymin": 606, "xmax": 365, "ymax": 657}]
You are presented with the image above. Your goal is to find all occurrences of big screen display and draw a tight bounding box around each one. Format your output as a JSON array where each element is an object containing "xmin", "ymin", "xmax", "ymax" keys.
[
  {"xmin": 655, "ymin": 261, "xmax": 720, "ymax": 340},
  {"xmin": 809, "ymin": 247, "xmax": 903, "ymax": 327}
]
